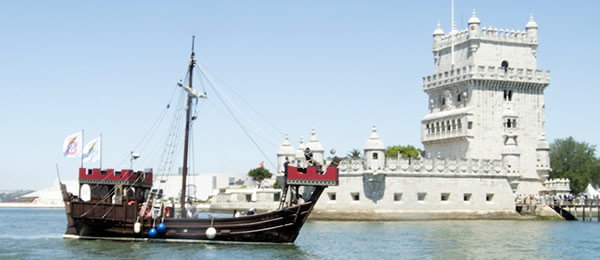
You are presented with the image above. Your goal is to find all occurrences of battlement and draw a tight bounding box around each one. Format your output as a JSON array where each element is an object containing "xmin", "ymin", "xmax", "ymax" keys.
[
  {"xmin": 434, "ymin": 27, "xmax": 536, "ymax": 50},
  {"xmin": 543, "ymin": 178, "xmax": 571, "ymax": 190},
  {"xmin": 78, "ymin": 168, "xmax": 153, "ymax": 187},
  {"xmin": 335, "ymin": 157, "xmax": 515, "ymax": 177},
  {"xmin": 423, "ymin": 65, "xmax": 550, "ymax": 90}
]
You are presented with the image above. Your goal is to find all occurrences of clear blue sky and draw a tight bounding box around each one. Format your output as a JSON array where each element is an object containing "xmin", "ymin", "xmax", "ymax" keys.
[{"xmin": 1, "ymin": 1, "xmax": 598, "ymax": 190}]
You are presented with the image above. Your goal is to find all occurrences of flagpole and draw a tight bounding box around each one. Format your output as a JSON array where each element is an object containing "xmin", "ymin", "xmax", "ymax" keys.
[
  {"xmin": 100, "ymin": 133, "xmax": 103, "ymax": 169},
  {"xmin": 81, "ymin": 129, "xmax": 84, "ymax": 168},
  {"xmin": 451, "ymin": 0, "xmax": 455, "ymax": 67}
]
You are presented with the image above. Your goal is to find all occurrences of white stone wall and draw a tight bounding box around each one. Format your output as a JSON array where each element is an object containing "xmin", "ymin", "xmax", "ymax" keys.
[{"xmin": 314, "ymin": 172, "xmax": 516, "ymax": 217}]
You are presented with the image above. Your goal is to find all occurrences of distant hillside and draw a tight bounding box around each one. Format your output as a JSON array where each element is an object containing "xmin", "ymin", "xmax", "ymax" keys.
[{"xmin": 0, "ymin": 190, "xmax": 34, "ymax": 202}]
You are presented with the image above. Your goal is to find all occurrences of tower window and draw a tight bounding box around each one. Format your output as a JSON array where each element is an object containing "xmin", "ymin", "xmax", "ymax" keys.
[
  {"xmin": 372, "ymin": 152, "xmax": 378, "ymax": 160},
  {"xmin": 457, "ymin": 93, "xmax": 461, "ymax": 102},
  {"xmin": 441, "ymin": 97, "xmax": 446, "ymax": 106},
  {"xmin": 418, "ymin": 192, "xmax": 427, "ymax": 201},
  {"xmin": 328, "ymin": 192, "xmax": 336, "ymax": 201},
  {"xmin": 503, "ymin": 89, "xmax": 513, "ymax": 101},
  {"xmin": 351, "ymin": 192, "xmax": 360, "ymax": 201},
  {"xmin": 501, "ymin": 60, "xmax": 509, "ymax": 72},
  {"xmin": 486, "ymin": 193, "xmax": 494, "ymax": 202},
  {"xmin": 441, "ymin": 193, "xmax": 450, "ymax": 201},
  {"xmin": 464, "ymin": 193, "xmax": 472, "ymax": 201},
  {"xmin": 394, "ymin": 193, "xmax": 403, "ymax": 201},
  {"xmin": 468, "ymin": 121, "xmax": 473, "ymax": 129}
]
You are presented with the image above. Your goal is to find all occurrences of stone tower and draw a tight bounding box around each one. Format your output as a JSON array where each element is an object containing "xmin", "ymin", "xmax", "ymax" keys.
[
  {"xmin": 277, "ymin": 134, "xmax": 295, "ymax": 173},
  {"xmin": 421, "ymin": 10, "xmax": 551, "ymax": 194},
  {"xmin": 364, "ymin": 125, "xmax": 386, "ymax": 171}
]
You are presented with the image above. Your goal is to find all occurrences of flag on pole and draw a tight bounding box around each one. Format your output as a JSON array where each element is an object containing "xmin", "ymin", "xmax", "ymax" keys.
[
  {"xmin": 259, "ymin": 161, "xmax": 264, "ymax": 168},
  {"xmin": 83, "ymin": 136, "xmax": 101, "ymax": 162},
  {"xmin": 63, "ymin": 131, "xmax": 82, "ymax": 158}
]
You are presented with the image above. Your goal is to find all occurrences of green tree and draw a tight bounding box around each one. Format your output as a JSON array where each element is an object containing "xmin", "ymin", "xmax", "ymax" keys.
[
  {"xmin": 550, "ymin": 137, "xmax": 600, "ymax": 194},
  {"xmin": 346, "ymin": 149, "xmax": 362, "ymax": 160},
  {"xmin": 248, "ymin": 167, "xmax": 273, "ymax": 188},
  {"xmin": 385, "ymin": 145, "xmax": 423, "ymax": 158}
]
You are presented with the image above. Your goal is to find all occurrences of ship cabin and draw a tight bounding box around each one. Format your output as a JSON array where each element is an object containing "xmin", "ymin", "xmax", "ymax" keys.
[
  {"xmin": 78, "ymin": 168, "xmax": 153, "ymax": 204},
  {"xmin": 67, "ymin": 168, "xmax": 158, "ymax": 224}
]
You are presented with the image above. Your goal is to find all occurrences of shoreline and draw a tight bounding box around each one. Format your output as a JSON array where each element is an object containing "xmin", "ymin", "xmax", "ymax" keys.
[{"xmin": 0, "ymin": 202, "xmax": 563, "ymax": 221}]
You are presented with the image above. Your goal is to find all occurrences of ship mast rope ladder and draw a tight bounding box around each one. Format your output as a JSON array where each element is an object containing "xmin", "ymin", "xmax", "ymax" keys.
[{"xmin": 82, "ymin": 39, "xmax": 288, "ymax": 219}]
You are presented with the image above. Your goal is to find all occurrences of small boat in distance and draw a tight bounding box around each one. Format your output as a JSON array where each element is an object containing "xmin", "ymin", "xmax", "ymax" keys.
[{"xmin": 60, "ymin": 38, "xmax": 340, "ymax": 243}]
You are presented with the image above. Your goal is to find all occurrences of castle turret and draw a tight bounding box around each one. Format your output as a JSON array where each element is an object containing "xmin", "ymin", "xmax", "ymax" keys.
[
  {"xmin": 306, "ymin": 128, "xmax": 324, "ymax": 166},
  {"xmin": 501, "ymin": 136, "xmax": 520, "ymax": 174},
  {"xmin": 364, "ymin": 125, "xmax": 385, "ymax": 171},
  {"xmin": 277, "ymin": 134, "xmax": 295, "ymax": 173},
  {"xmin": 467, "ymin": 9, "xmax": 480, "ymax": 52},
  {"xmin": 525, "ymin": 14, "xmax": 538, "ymax": 44},
  {"xmin": 433, "ymin": 22, "xmax": 445, "ymax": 48},
  {"xmin": 536, "ymin": 132, "xmax": 551, "ymax": 180}
]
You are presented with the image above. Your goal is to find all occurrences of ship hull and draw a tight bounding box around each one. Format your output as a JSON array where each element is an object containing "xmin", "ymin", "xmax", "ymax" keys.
[{"xmin": 61, "ymin": 184, "xmax": 323, "ymax": 243}]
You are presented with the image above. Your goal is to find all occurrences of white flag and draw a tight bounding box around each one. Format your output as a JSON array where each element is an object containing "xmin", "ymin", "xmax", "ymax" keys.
[
  {"xmin": 83, "ymin": 136, "xmax": 101, "ymax": 162},
  {"xmin": 63, "ymin": 131, "xmax": 82, "ymax": 158}
]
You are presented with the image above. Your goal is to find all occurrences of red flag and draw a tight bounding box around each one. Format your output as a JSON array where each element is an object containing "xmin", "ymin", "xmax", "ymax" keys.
[{"xmin": 259, "ymin": 161, "xmax": 264, "ymax": 168}]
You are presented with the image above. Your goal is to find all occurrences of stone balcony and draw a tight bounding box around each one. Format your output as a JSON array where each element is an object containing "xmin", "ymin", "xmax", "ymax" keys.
[
  {"xmin": 423, "ymin": 65, "xmax": 550, "ymax": 90},
  {"xmin": 422, "ymin": 127, "xmax": 472, "ymax": 144}
]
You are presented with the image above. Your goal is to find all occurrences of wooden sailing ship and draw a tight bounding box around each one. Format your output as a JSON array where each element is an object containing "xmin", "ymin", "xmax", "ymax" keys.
[{"xmin": 60, "ymin": 39, "xmax": 339, "ymax": 243}]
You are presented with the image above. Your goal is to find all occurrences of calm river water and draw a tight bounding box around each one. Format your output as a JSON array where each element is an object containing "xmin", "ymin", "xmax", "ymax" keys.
[{"xmin": 1, "ymin": 208, "xmax": 600, "ymax": 259}]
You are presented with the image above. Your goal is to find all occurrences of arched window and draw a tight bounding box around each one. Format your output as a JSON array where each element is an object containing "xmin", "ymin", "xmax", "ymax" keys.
[
  {"xmin": 373, "ymin": 152, "xmax": 378, "ymax": 160},
  {"xmin": 91, "ymin": 186, "xmax": 99, "ymax": 198},
  {"xmin": 501, "ymin": 60, "xmax": 509, "ymax": 72},
  {"xmin": 508, "ymin": 90, "xmax": 513, "ymax": 101},
  {"xmin": 101, "ymin": 186, "xmax": 108, "ymax": 198},
  {"xmin": 503, "ymin": 89, "xmax": 507, "ymax": 101},
  {"xmin": 512, "ymin": 119, "xmax": 517, "ymax": 128},
  {"xmin": 506, "ymin": 119, "xmax": 512, "ymax": 128},
  {"xmin": 127, "ymin": 188, "xmax": 135, "ymax": 200},
  {"xmin": 457, "ymin": 93, "xmax": 461, "ymax": 102}
]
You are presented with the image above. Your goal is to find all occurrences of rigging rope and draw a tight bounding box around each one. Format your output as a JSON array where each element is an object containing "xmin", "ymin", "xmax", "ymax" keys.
[
  {"xmin": 197, "ymin": 63, "xmax": 277, "ymax": 169},
  {"xmin": 204, "ymin": 66, "xmax": 286, "ymax": 137},
  {"xmin": 195, "ymin": 65, "xmax": 281, "ymax": 148}
]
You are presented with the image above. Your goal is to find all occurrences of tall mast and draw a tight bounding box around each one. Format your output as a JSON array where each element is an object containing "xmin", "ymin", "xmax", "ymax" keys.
[{"xmin": 180, "ymin": 36, "xmax": 195, "ymax": 218}]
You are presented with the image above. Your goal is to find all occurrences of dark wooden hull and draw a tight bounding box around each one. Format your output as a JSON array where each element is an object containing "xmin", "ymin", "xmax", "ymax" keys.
[{"xmin": 61, "ymin": 184, "xmax": 324, "ymax": 243}]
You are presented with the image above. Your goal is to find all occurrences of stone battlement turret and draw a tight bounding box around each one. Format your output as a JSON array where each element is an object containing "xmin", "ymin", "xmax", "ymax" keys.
[
  {"xmin": 432, "ymin": 11, "xmax": 541, "ymax": 73},
  {"xmin": 423, "ymin": 65, "xmax": 550, "ymax": 90},
  {"xmin": 335, "ymin": 156, "xmax": 516, "ymax": 177}
]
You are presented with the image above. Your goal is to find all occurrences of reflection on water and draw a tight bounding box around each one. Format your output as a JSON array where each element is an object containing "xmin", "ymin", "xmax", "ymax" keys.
[{"xmin": 2, "ymin": 208, "xmax": 600, "ymax": 259}]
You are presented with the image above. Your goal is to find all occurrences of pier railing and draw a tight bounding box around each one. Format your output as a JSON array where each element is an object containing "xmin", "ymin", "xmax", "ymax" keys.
[{"xmin": 516, "ymin": 198, "xmax": 600, "ymax": 221}]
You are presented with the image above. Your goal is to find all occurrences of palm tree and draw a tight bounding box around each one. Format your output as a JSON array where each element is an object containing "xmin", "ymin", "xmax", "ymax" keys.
[{"xmin": 346, "ymin": 149, "xmax": 362, "ymax": 160}]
